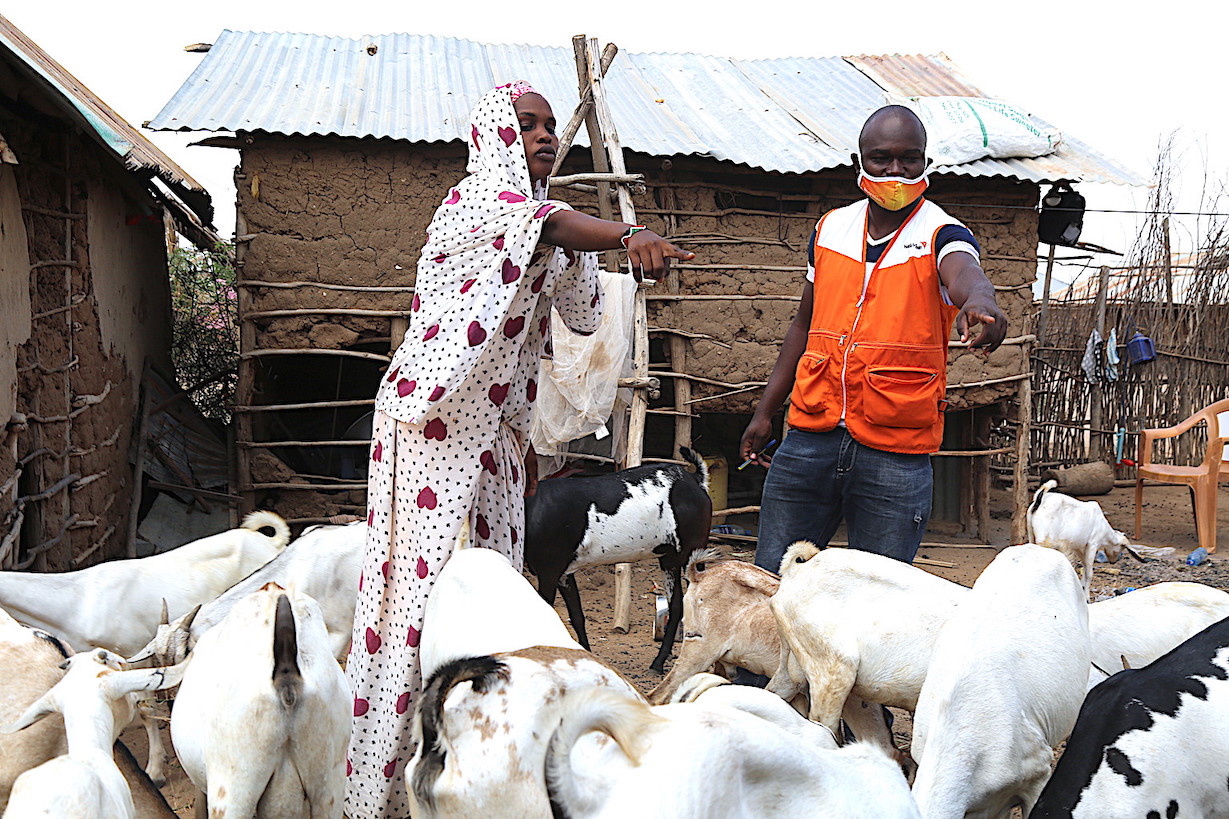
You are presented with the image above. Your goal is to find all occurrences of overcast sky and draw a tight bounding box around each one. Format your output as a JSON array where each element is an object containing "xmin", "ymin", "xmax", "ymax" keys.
[{"xmin": 8, "ymin": 1, "xmax": 1226, "ymax": 292}]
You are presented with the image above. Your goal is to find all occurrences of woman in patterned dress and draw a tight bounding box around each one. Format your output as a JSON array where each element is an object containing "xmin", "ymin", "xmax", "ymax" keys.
[{"xmin": 343, "ymin": 81, "xmax": 693, "ymax": 819}]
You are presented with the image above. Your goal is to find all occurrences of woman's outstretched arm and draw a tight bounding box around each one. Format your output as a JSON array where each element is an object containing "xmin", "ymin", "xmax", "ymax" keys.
[{"xmin": 540, "ymin": 210, "xmax": 694, "ymax": 278}]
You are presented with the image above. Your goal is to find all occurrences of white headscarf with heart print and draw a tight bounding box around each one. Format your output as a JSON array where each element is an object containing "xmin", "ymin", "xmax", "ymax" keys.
[{"xmin": 376, "ymin": 83, "xmax": 597, "ymax": 424}]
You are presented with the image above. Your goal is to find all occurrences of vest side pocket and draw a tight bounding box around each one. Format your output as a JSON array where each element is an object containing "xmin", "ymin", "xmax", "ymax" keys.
[
  {"xmin": 791, "ymin": 351, "xmax": 831, "ymax": 414},
  {"xmin": 863, "ymin": 364, "xmax": 942, "ymax": 429}
]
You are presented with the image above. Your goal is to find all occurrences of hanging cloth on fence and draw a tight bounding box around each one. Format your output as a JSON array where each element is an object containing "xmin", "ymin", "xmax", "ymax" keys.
[
  {"xmin": 1081, "ymin": 329, "xmax": 1101, "ymax": 382},
  {"xmin": 1105, "ymin": 328, "xmax": 1120, "ymax": 382}
]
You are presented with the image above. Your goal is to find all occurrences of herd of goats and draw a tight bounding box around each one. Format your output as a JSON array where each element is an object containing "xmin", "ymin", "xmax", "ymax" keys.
[{"xmin": 0, "ymin": 449, "xmax": 1225, "ymax": 818}]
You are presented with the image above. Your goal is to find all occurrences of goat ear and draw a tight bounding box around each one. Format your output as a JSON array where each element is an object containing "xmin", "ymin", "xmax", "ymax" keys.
[
  {"xmin": 103, "ymin": 662, "xmax": 188, "ymax": 700},
  {"xmin": 1123, "ymin": 544, "xmax": 1146, "ymax": 563},
  {"xmin": 1121, "ymin": 654, "xmax": 1132, "ymax": 671},
  {"xmin": 2, "ymin": 692, "xmax": 57, "ymax": 733},
  {"xmin": 160, "ymin": 598, "xmax": 169, "ymax": 626},
  {"xmin": 180, "ymin": 604, "xmax": 202, "ymax": 632}
]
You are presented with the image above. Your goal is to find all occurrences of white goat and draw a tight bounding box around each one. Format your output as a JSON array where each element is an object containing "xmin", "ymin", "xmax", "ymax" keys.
[
  {"xmin": 129, "ymin": 520, "xmax": 364, "ymax": 667},
  {"xmin": 545, "ymin": 685, "xmax": 921, "ymax": 819},
  {"xmin": 170, "ymin": 583, "xmax": 349, "ymax": 818},
  {"xmin": 0, "ymin": 510, "xmax": 290, "ymax": 657},
  {"xmin": 910, "ymin": 544, "xmax": 1090, "ymax": 818},
  {"xmin": 648, "ymin": 549, "xmax": 781, "ymax": 705},
  {"xmin": 1, "ymin": 649, "xmax": 185, "ymax": 819},
  {"xmin": 767, "ymin": 543, "xmax": 969, "ymax": 743},
  {"xmin": 668, "ymin": 671, "xmax": 839, "ymax": 749},
  {"xmin": 1028, "ymin": 480, "xmax": 1138, "ymax": 600},
  {"xmin": 408, "ymin": 647, "xmax": 644, "ymax": 819},
  {"xmin": 1087, "ymin": 581, "xmax": 1229, "ymax": 688}
]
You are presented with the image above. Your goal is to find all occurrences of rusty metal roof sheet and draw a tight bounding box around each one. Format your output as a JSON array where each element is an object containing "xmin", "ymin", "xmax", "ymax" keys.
[
  {"xmin": 149, "ymin": 31, "xmax": 1144, "ymax": 186},
  {"xmin": 0, "ymin": 13, "xmax": 214, "ymax": 225}
]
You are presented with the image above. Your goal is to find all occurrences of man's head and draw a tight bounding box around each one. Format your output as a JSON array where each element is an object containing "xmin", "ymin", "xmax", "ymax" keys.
[{"xmin": 854, "ymin": 105, "xmax": 928, "ymax": 180}]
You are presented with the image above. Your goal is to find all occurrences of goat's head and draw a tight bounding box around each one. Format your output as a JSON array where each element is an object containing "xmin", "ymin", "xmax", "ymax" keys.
[{"xmin": 127, "ymin": 604, "xmax": 200, "ymax": 668}]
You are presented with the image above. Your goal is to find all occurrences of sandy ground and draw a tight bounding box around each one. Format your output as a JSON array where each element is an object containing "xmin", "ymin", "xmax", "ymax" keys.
[{"xmin": 126, "ymin": 482, "xmax": 1229, "ymax": 816}]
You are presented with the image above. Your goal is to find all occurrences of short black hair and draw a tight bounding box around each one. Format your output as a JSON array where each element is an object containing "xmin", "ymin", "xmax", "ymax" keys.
[{"xmin": 858, "ymin": 105, "xmax": 927, "ymax": 152}]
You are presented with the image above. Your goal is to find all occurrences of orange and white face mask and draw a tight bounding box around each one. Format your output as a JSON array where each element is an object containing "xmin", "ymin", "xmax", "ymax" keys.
[{"xmin": 857, "ymin": 163, "xmax": 929, "ymax": 211}]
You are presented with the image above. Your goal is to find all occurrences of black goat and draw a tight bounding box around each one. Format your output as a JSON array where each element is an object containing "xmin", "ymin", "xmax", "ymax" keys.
[{"xmin": 524, "ymin": 448, "xmax": 712, "ymax": 673}]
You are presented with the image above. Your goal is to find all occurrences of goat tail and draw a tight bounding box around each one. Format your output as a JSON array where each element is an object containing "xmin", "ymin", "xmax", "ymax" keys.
[
  {"xmin": 678, "ymin": 447, "xmax": 709, "ymax": 491},
  {"xmin": 412, "ymin": 656, "xmax": 509, "ymax": 815},
  {"xmin": 1026, "ymin": 479, "xmax": 1058, "ymax": 543},
  {"xmin": 546, "ymin": 688, "xmax": 660, "ymax": 810},
  {"xmin": 271, "ymin": 593, "xmax": 302, "ymax": 709},
  {"xmin": 686, "ymin": 547, "xmax": 731, "ymax": 584},
  {"xmin": 241, "ymin": 510, "xmax": 291, "ymax": 550},
  {"xmin": 780, "ymin": 540, "xmax": 820, "ymax": 578},
  {"xmin": 670, "ymin": 671, "xmax": 730, "ymax": 704}
]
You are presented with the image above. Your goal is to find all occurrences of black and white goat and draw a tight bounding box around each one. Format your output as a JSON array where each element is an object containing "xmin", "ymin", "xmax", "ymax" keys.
[
  {"xmin": 1030, "ymin": 614, "xmax": 1229, "ymax": 818},
  {"xmin": 524, "ymin": 448, "xmax": 712, "ymax": 673}
]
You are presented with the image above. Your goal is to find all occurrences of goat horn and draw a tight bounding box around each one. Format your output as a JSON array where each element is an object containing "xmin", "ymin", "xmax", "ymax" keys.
[
  {"xmin": 1121, "ymin": 654, "xmax": 1132, "ymax": 671},
  {"xmin": 180, "ymin": 604, "xmax": 202, "ymax": 631},
  {"xmin": 159, "ymin": 599, "xmax": 169, "ymax": 626}
]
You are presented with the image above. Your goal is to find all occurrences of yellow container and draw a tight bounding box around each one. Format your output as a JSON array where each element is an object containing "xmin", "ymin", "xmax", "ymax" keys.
[{"xmin": 703, "ymin": 455, "xmax": 728, "ymax": 511}]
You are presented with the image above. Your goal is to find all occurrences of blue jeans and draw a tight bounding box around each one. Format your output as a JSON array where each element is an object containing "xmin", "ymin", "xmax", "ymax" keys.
[{"xmin": 755, "ymin": 427, "xmax": 932, "ymax": 574}]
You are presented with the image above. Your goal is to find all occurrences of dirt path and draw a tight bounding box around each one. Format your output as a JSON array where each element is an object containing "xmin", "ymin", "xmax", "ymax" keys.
[{"xmin": 134, "ymin": 482, "xmax": 1229, "ymax": 815}]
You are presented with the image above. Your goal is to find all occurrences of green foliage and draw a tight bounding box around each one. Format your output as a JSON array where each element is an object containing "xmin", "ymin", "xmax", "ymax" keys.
[{"xmin": 168, "ymin": 243, "xmax": 238, "ymax": 420}]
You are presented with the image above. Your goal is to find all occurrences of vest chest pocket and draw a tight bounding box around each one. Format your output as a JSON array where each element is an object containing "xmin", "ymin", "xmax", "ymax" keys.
[
  {"xmin": 792, "ymin": 351, "xmax": 831, "ymax": 414},
  {"xmin": 864, "ymin": 365, "xmax": 942, "ymax": 428}
]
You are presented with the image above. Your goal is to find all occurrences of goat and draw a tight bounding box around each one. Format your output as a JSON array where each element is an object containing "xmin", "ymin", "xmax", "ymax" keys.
[
  {"xmin": 1030, "ymin": 614, "xmax": 1229, "ymax": 818},
  {"xmin": 668, "ymin": 671, "xmax": 839, "ymax": 749},
  {"xmin": 0, "ymin": 510, "xmax": 290, "ymax": 657},
  {"xmin": 911, "ymin": 544, "xmax": 1090, "ymax": 819},
  {"xmin": 648, "ymin": 548, "xmax": 781, "ymax": 704},
  {"xmin": 128, "ymin": 520, "xmax": 364, "ymax": 667},
  {"xmin": 766, "ymin": 542, "xmax": 968, "ymax": 742},
  {"xmin": 523, "ymin": 447, "xmax": 713, "ymax": 673},
  {"xmin": 545, "ymin": 683, "xmax": 921, "ymax": 819},
  {"xmin": 408, "ymin": 647, "xmax": 643, "ymax": 818},
  {"xmin": 170, "ymin": 583, "xmax": 349, "ymax": 818},
  {"xmin": 1087, "ymin": 580, "xmax": 1229, "ymax": 688},
  {"xmin": 1, "ymin": 649, "xmax": 185, "ymax": 819},
  {"xmin": 419, "ymin": 528, "xmax": 582, "ymax": 682},
  {"xmin": 1028, "ymin": 480, "xmax": 1140, "ymax": 600},
  {"xmin": 115, "ymin": 740, "xmax": 178, "ymax": 819}
]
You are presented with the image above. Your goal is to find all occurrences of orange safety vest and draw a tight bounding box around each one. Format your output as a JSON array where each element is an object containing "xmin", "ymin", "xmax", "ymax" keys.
[{"xmin": 787, "ymin": 198, "xmax": 962, "ymax": 454}]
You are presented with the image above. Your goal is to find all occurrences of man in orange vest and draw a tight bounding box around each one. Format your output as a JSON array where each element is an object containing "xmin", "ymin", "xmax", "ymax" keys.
[{"xmin": 740, "ymin": 105, "xmax": 1007, "ymax": 573}]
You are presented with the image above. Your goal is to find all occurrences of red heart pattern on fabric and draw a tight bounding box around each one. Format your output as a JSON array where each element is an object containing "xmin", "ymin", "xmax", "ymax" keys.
[
  {"xmin": 423, "ymin": 418, "xmax": 447, "ymax": 440},
  {"xmin": 539, "ymin": 315, "xmax": 549, "ymax": 335},
  {"xmin": 372, "ymin": 440, "xmax": 383, "ymax": 462},
  {"xmin": 498, "ymin": 126, "xmax": 517, "ymax": 147},
  {"xmin": 460, "ymin": 278, "xmax": 476, "ymax": 294},
  {"xmin": 411, "ymin": 294, "xmax": 420, "ymax": 312},
  {"xmin": 383, "ymin": 758, "xmax": 398, "ymax": 778},
  {"xmin": 445, "ymin": 189, "xmax": 461, "ymax": 205},
  {"xmin": 501, "ymin": 259, "xmax": 521, "ymax": 283},
  {"xmin": 386, "ymin": 366, "xmax": 400, "ymax": 383},
  {"xmin": 534, "ymin": 204, "xmax": 554, "ymax": 219},
  {"xmin": 416, "ymin": 556, "xmax": 428, "ymax": 579},
  {"xmin": 396, "ymin": 692, "xmax": 412, "ymax": 714},
  {"xmin": 498, "ymin": 190, "xmax": 526, "ymax": 203},
  {"xmin": 488, "ymin": 383, "xmax": 510, "ymax": 405},
  {"xmin": 354, "ymin": 698, "xmax": 369, "ymax": 717},
  {"xmin": 511, "ymin": 527, "xmax": 519, "ymax": 545},
  {"xmin": 365, "ymin": 627, "xmax": 381, "ymax": 654},
  {"xmin": 358, "ymin": 573, "xmax": 363, "ymax": 591},
  {"xmin": 467, "ymin": 321, "xmax": 487, "ymax": 346},
  {"xmin": 527, "ymin": 379, "xmax": 537, "ymax": 402},
  {"xmin": 396, "ymin": 378, "xmax": 416, "ymax": 397},
  {"xmin": 531, "ymin": 271, "xmax": 546, "ymax": 293},
  {"xmin": 367, "ymin": 509, "xmax": 374, "ymax": 526},
  {"xmin": 591, "ymin": 292, "xmax": 600, "ymax": 308},
  {"xmin": 476, "ymin": 514, "xmax": 490, "ymax": 540},
  {"xmin": 471, "ymin": 124, "xmax": 481, "ymax": 151},
  {"xmin": 423, "ymin": 324, "xmax": 440, "ymax": 341},
  {"xmin": 407, "ymin": 625, "xmax": 421, "ymax": 647},
  {"xmin": 433, "ymin": 253, "xmax": 447, "ymax": 263},
  {"xmin": 347, "ymin": 758, "xmax": 353, "ymax": 777},
  {"xmin": 416, "ymin": 486, "xmax": 438, "ymax": 509},
  {"xmin": 531, "ymin": 251, "xmax": 544, "ymax": 266},
  {"xmin": 564, "ymin": 248, "xmax": 576, "ymax": 265},
  {"xmin": 493, "ymin": 236, "xmax": 504, "ymax": 251},
  {"xmin": 511, "ymin": 464, "xmax": 519, "ymax": 484},
  {"xmin": 381, "ymin": 561, "xmax": 390, "ymax": 580},
  {"xmin": 480, "ymin": 450, "xmax": 498, "ymax": 475},
  {"xmin": 429, "ymin": 385, "xmax": 445, "ymax": 401},
  {"xmin": 503, "ymin": 316, "xmax": 525, "ymax": 338}
]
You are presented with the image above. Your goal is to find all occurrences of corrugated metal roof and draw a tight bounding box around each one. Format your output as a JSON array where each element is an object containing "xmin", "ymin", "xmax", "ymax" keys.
[
  {"xmin": 0, "ymin": 13, "xmax": 214, "ymax": 225},
  {"xmin": 150, "ymin": 31, "xmax": 1144, "ymax": 186}
]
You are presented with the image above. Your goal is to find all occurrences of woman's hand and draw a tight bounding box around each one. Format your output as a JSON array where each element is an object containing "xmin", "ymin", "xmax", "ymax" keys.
[
  {"xmin": 524, "ymin": 446, "xmax": 539, "ymax": 497},
  {"xmin": 624, "ymin": 230, "xmax": 695, "ymax": 279}
]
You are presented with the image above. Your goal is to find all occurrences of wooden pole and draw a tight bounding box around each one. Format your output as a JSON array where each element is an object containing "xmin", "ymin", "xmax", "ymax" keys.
[
  {"xmin": 574, "ymin": 36, "xmax": 620, "ymax": 272},
  {"xmin": 1162, "ymin": 216, "xmax": 1174, "ymax": 311},
  {"xmin": 124, "ymin": 361, "xmax": 151, "ymax": 558},
  {"xmin": 1089, "ymin": 266, "xmax": 1110, "ymax": 453},
  {"xmin": 1036, "ymin": 243, "xmax": 1057, "ymax": 344},
  {"xmin": 234, "ymin": 199, "xmax": 256, "ymax": 514},
  {"xmin": 1011, "ymin": 341, "xmax": 1033, "ymax": 544}
]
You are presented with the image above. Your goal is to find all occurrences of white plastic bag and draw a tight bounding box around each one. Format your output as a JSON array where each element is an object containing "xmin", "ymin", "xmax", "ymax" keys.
[
  {"xmin": 531, "ymin": 269, "xmax": 636, "ymax": 458},
  {"xmin": 902, "ymin": 96, "xmax": 1062, "ymax": 166}
]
